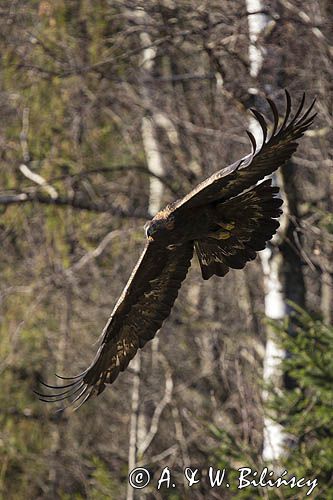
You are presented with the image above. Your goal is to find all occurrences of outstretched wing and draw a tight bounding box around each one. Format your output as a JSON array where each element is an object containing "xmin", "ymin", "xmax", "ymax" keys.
[
  {"xmin": 195, "ymin": 179, "xmax": 283, "ymax": 279},
  {"xmin": 36, "ymin": 240, "xmax": 193, "ymax": 409},
  {"xmin": 173, "ymin": 90, "xmax": 316, "ymax": 211}
]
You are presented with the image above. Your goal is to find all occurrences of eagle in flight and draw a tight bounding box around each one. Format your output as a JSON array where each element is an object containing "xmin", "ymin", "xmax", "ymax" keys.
[{"xmin": 36, "ymin": 90, "xmax": 316, "ymax": 409}]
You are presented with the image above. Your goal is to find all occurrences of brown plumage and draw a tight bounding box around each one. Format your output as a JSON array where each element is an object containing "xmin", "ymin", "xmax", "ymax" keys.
[{"xmin": 36, "ymin": 90, "xmax": 316, "ymax": 409}]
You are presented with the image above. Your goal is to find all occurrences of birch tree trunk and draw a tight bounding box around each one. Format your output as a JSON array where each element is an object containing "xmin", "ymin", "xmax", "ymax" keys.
[
  {"xmin": 126, "ymin": 8, "xmax": 165, "ymax": 500},
  {"xmin": 245, "ymin": 0, "xmax": 286, "ymax": 462}
]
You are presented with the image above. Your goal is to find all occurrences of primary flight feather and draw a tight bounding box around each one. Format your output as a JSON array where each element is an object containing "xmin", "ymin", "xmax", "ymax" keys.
[{"xmin": 36, "ymin": 90, "xmax": 316, "ymax": 409}]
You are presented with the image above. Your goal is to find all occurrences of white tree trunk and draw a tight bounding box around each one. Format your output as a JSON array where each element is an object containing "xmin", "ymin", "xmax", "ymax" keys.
[
  {"xmin": 245, "ymin": 0, "xmax": 286, "ymax": 462},
  {"xmin": 246, "ymin": 0, "xmax": 267, "ymax": 78},
  {"xmin": 260, "ymin": 247, "xmax": 286, "ymax": 461},
  {"xmin": 126, "ymin": 10, "xmax": 166, "ymax": 500},
  {"xmin": 141, "ymin": 115, "xmax": 164, "ymax": 217}
]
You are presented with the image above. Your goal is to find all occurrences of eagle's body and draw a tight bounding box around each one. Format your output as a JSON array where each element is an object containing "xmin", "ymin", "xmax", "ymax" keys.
[{"xmin": 36, "ymin": 91, "xmax": 316, "ymax": 409}]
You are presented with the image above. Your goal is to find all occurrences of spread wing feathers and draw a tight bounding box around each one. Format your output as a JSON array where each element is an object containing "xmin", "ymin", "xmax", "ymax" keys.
[
  {"xmin": 35, "ymin": 241, "xmax": 193, "ymax": 410},
  {"xmin": 195, "ymin": 179, "xmax": 283, "ymax": 280},
  {"xmin": 174, "ymin": 90, "xmax": 316, "ymax": 211}
]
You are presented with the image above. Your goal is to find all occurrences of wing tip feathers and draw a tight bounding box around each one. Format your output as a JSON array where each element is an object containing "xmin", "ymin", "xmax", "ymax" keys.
[{"xmin": 248, "ymin": 89, "xmax": 316, "ymax": 155}]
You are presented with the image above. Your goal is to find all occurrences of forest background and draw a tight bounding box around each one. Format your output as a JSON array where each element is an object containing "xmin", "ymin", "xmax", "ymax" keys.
[{"xmin": 0, "ymin": 1, "xmax": 332, "ymax": 499}]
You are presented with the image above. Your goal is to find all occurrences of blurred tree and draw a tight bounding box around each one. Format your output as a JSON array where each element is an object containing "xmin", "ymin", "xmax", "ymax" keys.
[
  {"xmin": 211, "ymin": 307, "xmax": 333, "ymax": 498},
  {"xmin": 0, "ymin": 0, "xmax": 331, "ymax": 498}
]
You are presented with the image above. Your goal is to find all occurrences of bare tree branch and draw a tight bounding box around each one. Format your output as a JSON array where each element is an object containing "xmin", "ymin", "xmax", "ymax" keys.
[
  {"xmin": 0, "ymin": 191, "xmax": 148, "ymax": 218},
  {"xmin": 138, "ymin": 354, "xmax": 173, "ymax": 456},
  {"xmin": 69, "ymin": 229, "xmax": 128, "ymax": 273},
  {"xmin": 19, "ymin": 164, "xmax": 58, "ymax": 199}
]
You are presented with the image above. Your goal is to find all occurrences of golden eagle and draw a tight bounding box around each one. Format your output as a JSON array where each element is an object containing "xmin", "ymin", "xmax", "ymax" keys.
[{"xmin": 36, "ymin": 91, "xmax": 316, "ymax": 409}]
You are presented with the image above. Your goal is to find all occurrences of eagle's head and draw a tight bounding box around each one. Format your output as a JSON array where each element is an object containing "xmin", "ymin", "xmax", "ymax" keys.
[{"xmin": 144, "ymin": 213, "xmax": 175, "ymax": 241}]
